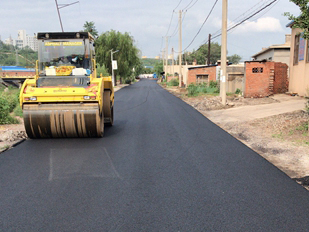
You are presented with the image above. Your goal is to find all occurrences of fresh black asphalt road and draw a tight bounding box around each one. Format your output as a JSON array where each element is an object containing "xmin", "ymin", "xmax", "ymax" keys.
[{"xmin": 1, "ymin": 79, "xmax": 309, "ymax": 231}]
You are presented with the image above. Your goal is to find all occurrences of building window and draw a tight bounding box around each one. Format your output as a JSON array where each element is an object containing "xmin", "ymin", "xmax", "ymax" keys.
[
  {"xmin": 294, "ymin": 34, "xmax": 300, "ymax": 65},
  {"xmin": 196, "ymin": 74, "xmax": 208, "ymax": 84},
  {"xmin": 252, "ymin": 67, "xmax": 263, "ymax": 73}
]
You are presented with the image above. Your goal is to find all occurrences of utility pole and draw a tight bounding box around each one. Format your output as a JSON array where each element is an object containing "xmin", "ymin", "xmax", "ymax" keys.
[
  {"xmin": 55, "ymin": 0, "xmax": 79, "ymax": 32},
  {"xmin": 162, "ymin": 49, "xmax": 165, "ymax": 80},
  {"xmin": 207, "ymin": 34, "xmax": 211, "ymax": 66},
  {"xmin": 172, "ymin": 47, "xmax": 174, "ymax": 78},
  {"xmin": 220, "ymin": 0, "xmax": 227, "ymax": 105},
  {"xmin": 178, "ymin": 10, "xmax": 182, "ymax": 87},
  {"xmin": 165, "ymin": 36, "xmax": 169, "ymax": 74}
]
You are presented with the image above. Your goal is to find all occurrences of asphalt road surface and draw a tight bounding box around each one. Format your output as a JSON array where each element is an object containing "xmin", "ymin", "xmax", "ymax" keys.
[{"xmin": 1, "ymin": 79, "xmax": 309, "ymax": 231}]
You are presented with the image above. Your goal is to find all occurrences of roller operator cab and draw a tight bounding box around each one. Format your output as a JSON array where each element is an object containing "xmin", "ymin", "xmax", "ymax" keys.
[{"xmin": 20, "ymin": 32, "xmax": 114, "ymax": 138}]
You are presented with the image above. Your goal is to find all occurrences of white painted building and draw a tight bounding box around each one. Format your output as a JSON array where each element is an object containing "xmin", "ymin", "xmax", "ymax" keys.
[{"xmin": 4, "ymin": 30, "xmax": 38, "ymax": 51}]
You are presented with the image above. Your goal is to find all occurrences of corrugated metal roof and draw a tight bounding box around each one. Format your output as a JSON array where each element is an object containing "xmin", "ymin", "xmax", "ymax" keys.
[{"xmin": 0, "ymin": 66, "xmax": 35, "ymax": 72}]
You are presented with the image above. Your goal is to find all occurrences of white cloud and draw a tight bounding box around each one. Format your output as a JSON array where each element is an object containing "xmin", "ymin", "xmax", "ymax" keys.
[
  {"xmin": 211, "ymin": 16, "xmax": 283, "ymax": 34},
  {"xmin": 230, "ymin": 17, "xmax": 284, "ymax": 34}
]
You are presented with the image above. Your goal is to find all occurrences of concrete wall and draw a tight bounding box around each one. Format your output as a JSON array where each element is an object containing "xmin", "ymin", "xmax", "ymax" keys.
[
  {"xmin": 164, "ymin": 64, "xmax": 195, "ymax": 86},
  {"xmin": 273, "ymin": 49, "xmax": 290, "ymax": 67},
  {"xmin": 288, "ymin": 28, "xmax": 309, "ymax": 96},
  {"xmin": 255, "ymin": 50, "xmax": 275, "ymax": 61}
]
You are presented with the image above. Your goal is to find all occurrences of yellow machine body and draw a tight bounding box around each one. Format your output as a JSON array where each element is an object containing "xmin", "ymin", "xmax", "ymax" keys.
[{"xmin": 19, "ymin": 32, "xmax": 114, "ymax": 138}]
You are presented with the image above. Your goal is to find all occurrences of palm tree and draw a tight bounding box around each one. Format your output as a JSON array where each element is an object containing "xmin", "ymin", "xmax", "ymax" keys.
[{"xmin": 83, "ymin": 21, "xmax": 98, "ymax": 37}]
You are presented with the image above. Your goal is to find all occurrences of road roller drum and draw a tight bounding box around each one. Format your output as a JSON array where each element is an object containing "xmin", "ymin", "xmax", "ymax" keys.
[{"xmin": 23, "ymin": 103, "xmax": 103, "ymax": 138}]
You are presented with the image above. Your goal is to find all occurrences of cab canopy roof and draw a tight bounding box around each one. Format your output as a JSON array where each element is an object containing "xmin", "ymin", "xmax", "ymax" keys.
[{"xmin": 37, "ymin": 32, "xmax": 94, "ymax": 40}]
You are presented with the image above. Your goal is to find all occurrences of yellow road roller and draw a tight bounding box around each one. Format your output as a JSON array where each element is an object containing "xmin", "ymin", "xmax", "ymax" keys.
[{"xmin": 19, "ymin": 32, "xmax": 114, "ymax": 138}]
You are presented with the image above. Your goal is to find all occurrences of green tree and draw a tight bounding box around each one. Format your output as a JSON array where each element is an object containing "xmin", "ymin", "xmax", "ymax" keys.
[
  {"xmin": 184, "ymin": 42, "xmax": 222, "ymax": 65},
  {"xmin": 95, "ymin": 30, "xmax": 141, "ymax": 82},
  {"xmin": 227, "ymin": 54, "xmax": 242, "ymax": 64},
  {"xmin": 83, "ymin": 21, "xmax": 99, "ymax": 37},
  {"xmin": 0, "ymin": 41, "xmax": 37, "ymax": 67},
  {"xmin": 154, "ymin": 61, "xmax": 163, "ymax": 77},
  {"xmin": 285, "ymin": 1, "xmax": 309, "ymax": 39}
]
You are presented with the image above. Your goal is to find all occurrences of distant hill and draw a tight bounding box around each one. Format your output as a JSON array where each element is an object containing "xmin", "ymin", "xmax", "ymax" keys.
[{"xmin": 141, "ymin": 58, "xmax": 160, "ymax": 68}]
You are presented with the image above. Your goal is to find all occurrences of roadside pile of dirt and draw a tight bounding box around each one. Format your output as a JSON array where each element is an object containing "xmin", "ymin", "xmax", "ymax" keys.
[{"xmin": 0, "ymin": 118, "xmax": 26, "ymax": 152}]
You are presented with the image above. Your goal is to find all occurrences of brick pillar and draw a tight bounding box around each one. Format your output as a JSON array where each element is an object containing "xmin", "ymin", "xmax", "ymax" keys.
[{"xmin": 269, "ymin": 68, "xmax": 274, "ymax": 95}]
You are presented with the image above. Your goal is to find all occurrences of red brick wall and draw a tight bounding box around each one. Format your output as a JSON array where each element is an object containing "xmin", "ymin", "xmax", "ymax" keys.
[
  {"xmin": 187, "ymin": 66, "xmax": 217, "ymax": 85},
  {"xmin": 273, "ymin": 63, "xmax": 288, "ymax": 94},
  {"xmin": 244, "ymin": 62, "xmax": 272, "ymax": 98},
  {"xmin": 244, "ymin": 61, "xmax": 288, "ymax": 98}
]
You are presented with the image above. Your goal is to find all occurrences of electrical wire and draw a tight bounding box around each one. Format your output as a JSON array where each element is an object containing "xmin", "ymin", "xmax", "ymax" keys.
[
  {"xmin": 164, "ymin": 0, "xmax": 183, "ymax": 38},
  {"xmin": 175, "ymin": 0, "xmax": 219, "ymax": 53},
  {"xmin": 212, "ymin": 0, "xmax": 279, "ymax": 40},
  {"xmin": 183, "ymin": 0, "xmax": 195, "ymax": 10},
  {"xmin": 186, "ymin": 0, "xmax": 199, "ymax": 10},
  {"xmin": 211, "ymin": 0, "xmax": 271, "ymax": 37}
]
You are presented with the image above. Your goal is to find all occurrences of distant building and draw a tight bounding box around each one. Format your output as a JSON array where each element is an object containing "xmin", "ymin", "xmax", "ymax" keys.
[
  {"xmin": 4, "ymin": 30, "xmax": 38, "ymax": 51},
  {"xmin": 4, "ymin": 36, "xmax": 14, "ymax": 46},
  {"xmin": 252, "ymin": 35, "xmax": 291, "ymax": 68}
]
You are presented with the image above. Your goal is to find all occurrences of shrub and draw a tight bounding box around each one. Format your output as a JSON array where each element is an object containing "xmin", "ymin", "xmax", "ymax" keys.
[
  {"xmin": 235, "ymin": 88, "xmax": 242, "ymax": 95},
  {"xmin": 167, "ymin": 78, "xmax": 179, "ymax": 86},
  {"xmin": 209, "ymin": 81, "xmax": 218, "ymax": 89},
  {"xmin": 0, "ymin": 96, "xmax": 19, "ymax": 124},
  {"xmin": 13, "ymin": 104, "xmax": 23, "ymax": 117},
  {"xmin": 187, "ymin": 83, "xmax": 198, "ymax": 97},
  {"xmin": 125, "ymin": 79, "xmax": 132, "ymax": 84}
]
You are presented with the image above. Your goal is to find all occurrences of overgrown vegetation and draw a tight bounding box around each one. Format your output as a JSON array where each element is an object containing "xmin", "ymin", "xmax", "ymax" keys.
[
  {"xmin": 182, "ymin": 42, "xmax": 241, "ymax": 65},
  {"xmin": 0, "ymin": 86, "xmax": 21, "ymax": 124},
  {"xmin": 187, "ymin": 81, "xmax": 220, "ymax": 97},
  {"xmin": 167, "ymin": 78, "xmax": 179, "ymax": 87},
  {"xmin": 0, "ymin": 41, "xmax": 37, "ymax": 67},
  {"xmin": 95, "ymin": 30, "xmax": 142, "ymax": 83},
  {"xmin": 285, "ymin": 0, "xmax": 309, "ymax": 40}
]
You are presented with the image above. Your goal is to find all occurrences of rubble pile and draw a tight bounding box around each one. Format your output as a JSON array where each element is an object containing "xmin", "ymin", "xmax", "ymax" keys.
[{"xmin": 0, "ymin": 130, "xmax": 27, "ymax": 142}]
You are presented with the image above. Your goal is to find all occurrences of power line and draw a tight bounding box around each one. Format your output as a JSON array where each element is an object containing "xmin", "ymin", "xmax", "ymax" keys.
[
  {"xmin": 212, "ymin": 0, "xmax": 273, "ymax": 37},
  {"xmin": 165, "ymin": 12, "xmax": 175, "ymax": 37},
  {"xmin": 174, "ymin": 0, "xmax": 183, "ymax": 10},
  {"xmin": 170, "ymin": 10, "xmax": 187, "ymax": 37},
  {"xmin": 183, "ymin": 0, "xmax": 195, "ymax": 10},
  {"xmin": 186, "ymin": 0, "xmax": 199, "ymax": 10},
  {"xmin": 175, "ymin": 0, "xmax": 219, "ymax": 53},
  {"xmin": 164, "ymin": 0, "xmax": 183, "ymax": 37},
  {"xmin": 212, "ymin": 0, "xmax": 279, "ymax": 40}
]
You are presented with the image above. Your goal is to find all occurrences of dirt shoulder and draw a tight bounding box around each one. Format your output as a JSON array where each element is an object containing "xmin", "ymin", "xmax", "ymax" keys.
[{"xmin": 165, "ymin": 86, "xmax": 309, "ymax": 187}]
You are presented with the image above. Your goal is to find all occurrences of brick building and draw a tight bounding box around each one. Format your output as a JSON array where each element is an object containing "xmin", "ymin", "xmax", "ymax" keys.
[
  {"xmin": 187, "ymin": 64, "xmax": 245, "ymax": 93},
  {"xmin": 244, "ymin": 61, "xmax": 288, "ymax": 98}
]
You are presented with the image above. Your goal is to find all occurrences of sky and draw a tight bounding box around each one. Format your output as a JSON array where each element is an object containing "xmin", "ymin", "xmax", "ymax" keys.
[{"xmin": 0, "ymin": 0, "xmax": 301, "ymax": 61}]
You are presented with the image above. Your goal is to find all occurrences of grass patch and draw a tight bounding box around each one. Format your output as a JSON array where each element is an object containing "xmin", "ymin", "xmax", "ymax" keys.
[
  {"xmin": 187, "ymin": 81, "xmax": 220, "ymax": 97},
  {"xmin": 272, "ymin": 133, "xmax": 283, "ymax": 139}
]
